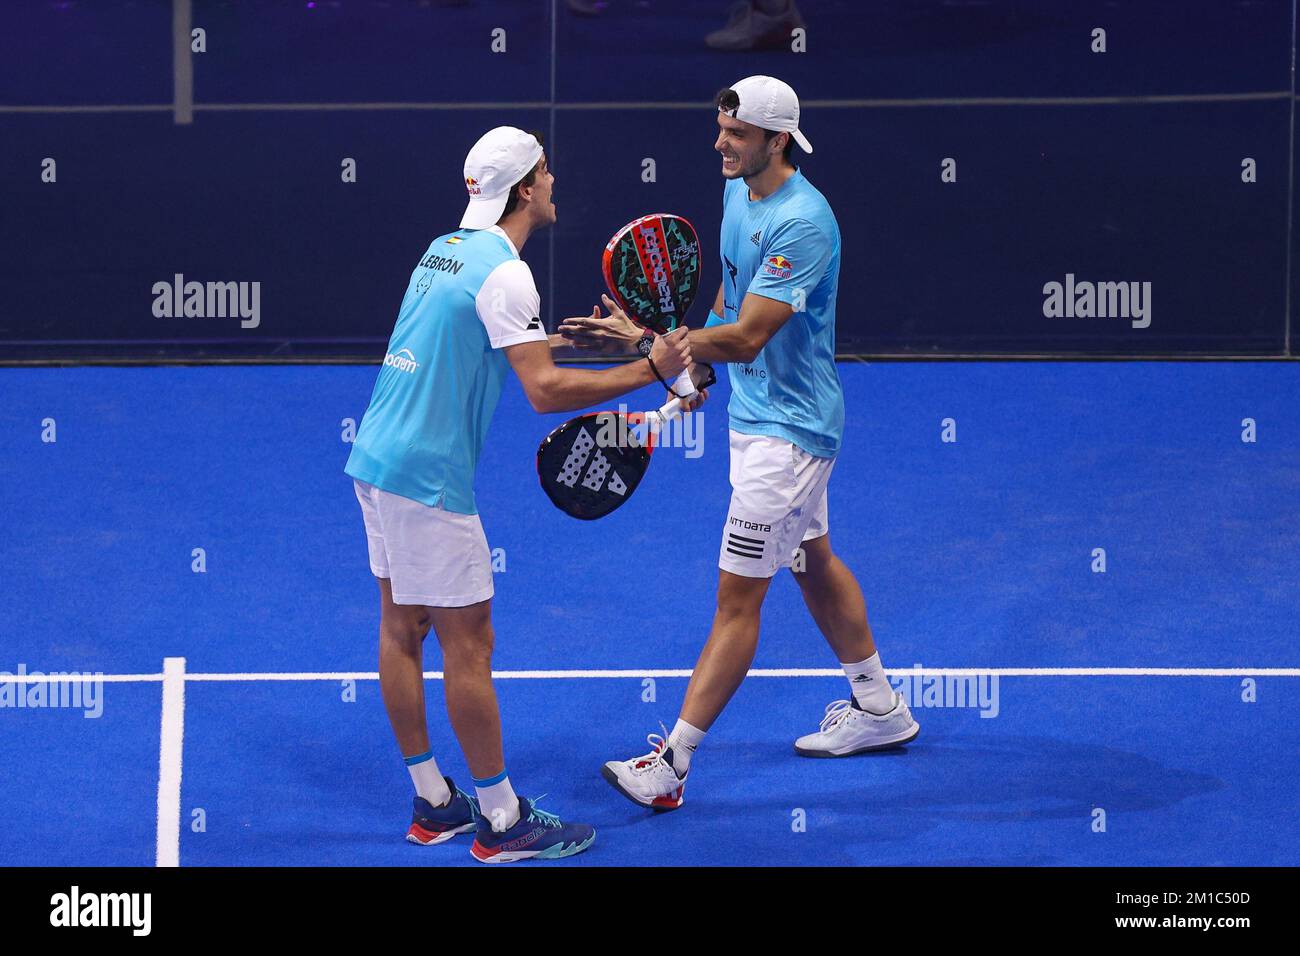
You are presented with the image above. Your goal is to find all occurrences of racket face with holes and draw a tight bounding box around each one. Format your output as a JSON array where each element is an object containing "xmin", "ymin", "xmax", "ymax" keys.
[
  {"xmin": 536, "ymin": 412, "xmax": 653, "ymax": 520},
  {"xmin": 602, "ymin": 213, "xmax": 701, "ymax": 334}
]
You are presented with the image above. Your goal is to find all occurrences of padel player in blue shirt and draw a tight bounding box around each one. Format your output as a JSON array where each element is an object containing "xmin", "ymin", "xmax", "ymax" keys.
[
  {"xmin": 564, "ymin": 77, "xmax": 920, "ymax": 811},
  {"xmin": 345, "ymin": 126, "xmax": 693, "ymax": 859}
]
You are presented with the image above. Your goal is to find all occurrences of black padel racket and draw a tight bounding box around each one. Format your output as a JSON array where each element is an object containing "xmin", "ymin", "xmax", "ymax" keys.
[
  {"xmin": 536, "ymin": 214, "xmax": 707, "ymax": 520},
  {"xmin": 602, "ymin": 212, "xmax": 701, "ymax": 400},
  {"xmin": 536, "ymin": 400, "xmax": 685, "ymax": 520}
]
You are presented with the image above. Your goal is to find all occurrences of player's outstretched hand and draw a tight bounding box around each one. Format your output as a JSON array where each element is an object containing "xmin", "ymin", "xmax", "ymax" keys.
[
  {"xmin": 558, "ymin": 295, "xmax": 643, "ymax": 352},
  {"xmin": 556, "ymin": 306, "xmax": 623, "ymax": 353},
  {"xmin": 650, "ymin": 327, "xmax": 692, "ymax": 380}
]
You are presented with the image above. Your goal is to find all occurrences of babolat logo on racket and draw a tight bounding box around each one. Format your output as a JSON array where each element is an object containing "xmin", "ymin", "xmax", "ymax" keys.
[
  {"xmin": 603, "ymin": 213, "xmax": 700, "ymax": 334},
  {"xmin": 637, "ymin": 223, "xmax": 676, "ymax": 317}
]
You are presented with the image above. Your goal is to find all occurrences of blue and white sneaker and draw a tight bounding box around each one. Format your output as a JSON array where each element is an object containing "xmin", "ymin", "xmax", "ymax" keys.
[
  {"xmin": 470, "ymin": 797, "xmax": 595, "ymax": 864},
  {"xmin": 406, "ymin": 777, "xmax": 479, "ymax": 846}
]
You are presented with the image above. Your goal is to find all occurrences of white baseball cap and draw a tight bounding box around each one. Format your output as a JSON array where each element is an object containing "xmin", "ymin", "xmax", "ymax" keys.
[
  {"xmin": 720, "ymin": 75, "xmax": 813, "ymax": 154},
  {"xmin": 459, "ymin": 126, "xmax": 545, "ymax": 230}
]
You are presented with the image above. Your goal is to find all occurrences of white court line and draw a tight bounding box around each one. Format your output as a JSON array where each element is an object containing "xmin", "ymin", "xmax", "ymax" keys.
[
  {"xmin": 181, "ymin": 667, "xmax": 1300, "ymax": 681},
  {"xmin": 5, "ymin": 667, "xmax": 1298, "ymax": 684},
  {"xmin": 0, "ymin": 673, "xmax": 162, "ymax": 683},
  {"xmin": 154, "ymin": 657, "xmax": 186, "ymax": 868}
]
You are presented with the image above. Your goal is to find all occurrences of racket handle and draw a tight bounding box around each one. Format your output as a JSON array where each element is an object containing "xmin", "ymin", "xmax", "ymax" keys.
[
  {"xmin": 648, "ymin": 370, "xmax": 696, "ymax": 433},
  {"xmin": 652, "ymin": 397, "xmax": 684, "ymax": 428}
]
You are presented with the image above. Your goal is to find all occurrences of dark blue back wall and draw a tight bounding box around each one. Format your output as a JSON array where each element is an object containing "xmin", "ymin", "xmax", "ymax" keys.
[{"xmin": 1, "ymin": 0, "xmax": 1295, "ymax": 358}]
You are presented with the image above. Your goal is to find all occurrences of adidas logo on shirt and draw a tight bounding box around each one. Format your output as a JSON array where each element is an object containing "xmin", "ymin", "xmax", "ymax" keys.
[
  {"xmin": 525, "ymin": 316, "xmax": 542, "ymax": 331},
  {"xmin": 750, "ymin": 230, "xmax": 762, "ymax": 246}
]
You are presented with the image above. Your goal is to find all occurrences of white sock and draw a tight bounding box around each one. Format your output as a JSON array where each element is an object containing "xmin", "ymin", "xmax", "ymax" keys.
[
  {"xmin": 842, "ymin": 653, "xmax": 895, "ymax": 714},
  {"xmin": 473, "ymin": 771, "xmax": 520, "ymax": 832},
  {"xmin": 404, "ymin": 751, "xmax": 452, "ymax": 806},
  {"xmin": 666, "ymin": 719, "xmax": 706, "ymax": 775}
]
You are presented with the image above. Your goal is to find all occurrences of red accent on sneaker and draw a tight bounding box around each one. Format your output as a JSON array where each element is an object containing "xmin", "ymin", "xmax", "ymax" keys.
[
  {"xmin": 408, "ymin": 822, "xmax": 444, "ymax": 845},
  {"xmin": 650, "ymin": 784, "xmax": 686, "ymax": 809}
]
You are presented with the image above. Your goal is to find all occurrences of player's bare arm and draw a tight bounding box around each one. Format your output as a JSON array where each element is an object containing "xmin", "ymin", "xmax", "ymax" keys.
[
  {"xmin": 505, "ymin": 327, "xmax": 691, "ymax": 414},
  {"xmin": 557, "ymin": 283, "xmax": 727, "ymax": 353},
  {"xmin": 686, "ymin": 291, "xmax": 795, "ymax": 364}
]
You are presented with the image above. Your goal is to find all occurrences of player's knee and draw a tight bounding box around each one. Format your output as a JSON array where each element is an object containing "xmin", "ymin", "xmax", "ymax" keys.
[
  {"xmin": 429, "ymin": 599, "xmax": 493, "ymax": 663},
  {"xmin": 383, "ymin": 603, "xmax": 432, "ymax": 641},
  {"xmin": 715, "ymin": 588, "xmax": 763, "ymax": 623},
  {"xmin": 442, "ymin": 629, "xmax": 494, "ymax": 670},
  {"xmin": 381, "ymin": 619, "xmax": 426, "ymax": 652},
  {"xmin": 795, "ymin": 538, "xmax": 835, "ymax": 580}
]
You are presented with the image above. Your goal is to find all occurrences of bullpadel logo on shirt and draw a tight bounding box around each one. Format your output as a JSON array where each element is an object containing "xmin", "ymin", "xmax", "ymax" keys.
[{"xmin": 383, "ymin": 348, "xmax": 420, "ymax": 374}]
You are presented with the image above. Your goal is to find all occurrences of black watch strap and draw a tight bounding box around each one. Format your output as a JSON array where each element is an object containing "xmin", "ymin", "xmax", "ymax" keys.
[
  {"xmin": 635, "ymin": 331, "xmax": 655, "ymax": 357},
  {"xmin": 646, "ymin": 356, "xmax": 686, "ymax": 398}
]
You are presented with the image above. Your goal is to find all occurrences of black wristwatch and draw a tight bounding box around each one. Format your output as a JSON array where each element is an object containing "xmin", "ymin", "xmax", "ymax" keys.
[{"xmin": 635, "ymin": 330, "xmax": 655, "ymax": 357}]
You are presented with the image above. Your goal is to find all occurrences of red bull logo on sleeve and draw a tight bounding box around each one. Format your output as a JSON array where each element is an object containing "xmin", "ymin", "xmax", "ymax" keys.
[{"xmin": 762, "ymin": 255, "xmax": 793, "ymax": 279}]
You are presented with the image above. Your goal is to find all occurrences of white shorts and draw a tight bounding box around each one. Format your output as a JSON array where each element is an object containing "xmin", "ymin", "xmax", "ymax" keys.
[
  {"xmin": 718, "ymin": 430, "xmax": 834, "ymax": 579},
  {"xmin": 353, "ymin": 479, "xmax": 495, "ymax": 607}
]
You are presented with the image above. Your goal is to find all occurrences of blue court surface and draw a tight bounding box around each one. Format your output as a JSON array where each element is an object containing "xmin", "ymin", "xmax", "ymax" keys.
[{"xmin": 1, "ymin": 360, "xmax": 1297, "ymax": 866}]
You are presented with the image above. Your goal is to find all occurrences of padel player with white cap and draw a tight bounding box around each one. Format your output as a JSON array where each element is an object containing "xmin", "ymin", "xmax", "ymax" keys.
[
  {"xmin": 345, "ymin": 126, "xmax": 693, "ymax": 858},
  {"xmin": 585, "ymin": 77, "xmax": 919, "ymax": 811}
]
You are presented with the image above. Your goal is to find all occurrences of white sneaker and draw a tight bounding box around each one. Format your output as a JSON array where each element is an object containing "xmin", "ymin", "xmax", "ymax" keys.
[
  {"xmin": 601, "ymin": 733, "xmax": 688, "ymax": 812},
  {"xmin": 794, "ymin": 695, "xmax": 920, "ymax": 757}
]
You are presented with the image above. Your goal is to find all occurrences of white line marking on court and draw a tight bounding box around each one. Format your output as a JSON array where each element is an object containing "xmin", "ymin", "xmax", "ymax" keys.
[
  {"xmin": 5, "ymin": 668, "xmax": 1297, "ymax": 686},
  {"xmin": 177, "ymin": 667, "xmax": 1300, "ymax": 681},
  {"xmin": 155, "ymin": 657, "xmax": 186, "ymax": 868},
  {"xmin": 2, "ymin": 673, "xmax": 163, "ymax": 683}
]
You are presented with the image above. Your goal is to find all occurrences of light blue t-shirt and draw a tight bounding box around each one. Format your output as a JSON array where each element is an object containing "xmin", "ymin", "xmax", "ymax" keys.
[
  {"xmin": 345, "ymin": 226, "xmax": 546, "ymax": 514},
  {"xmin": 706, "ymin": 169, "xmax": 844, "ymax": 458}
]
